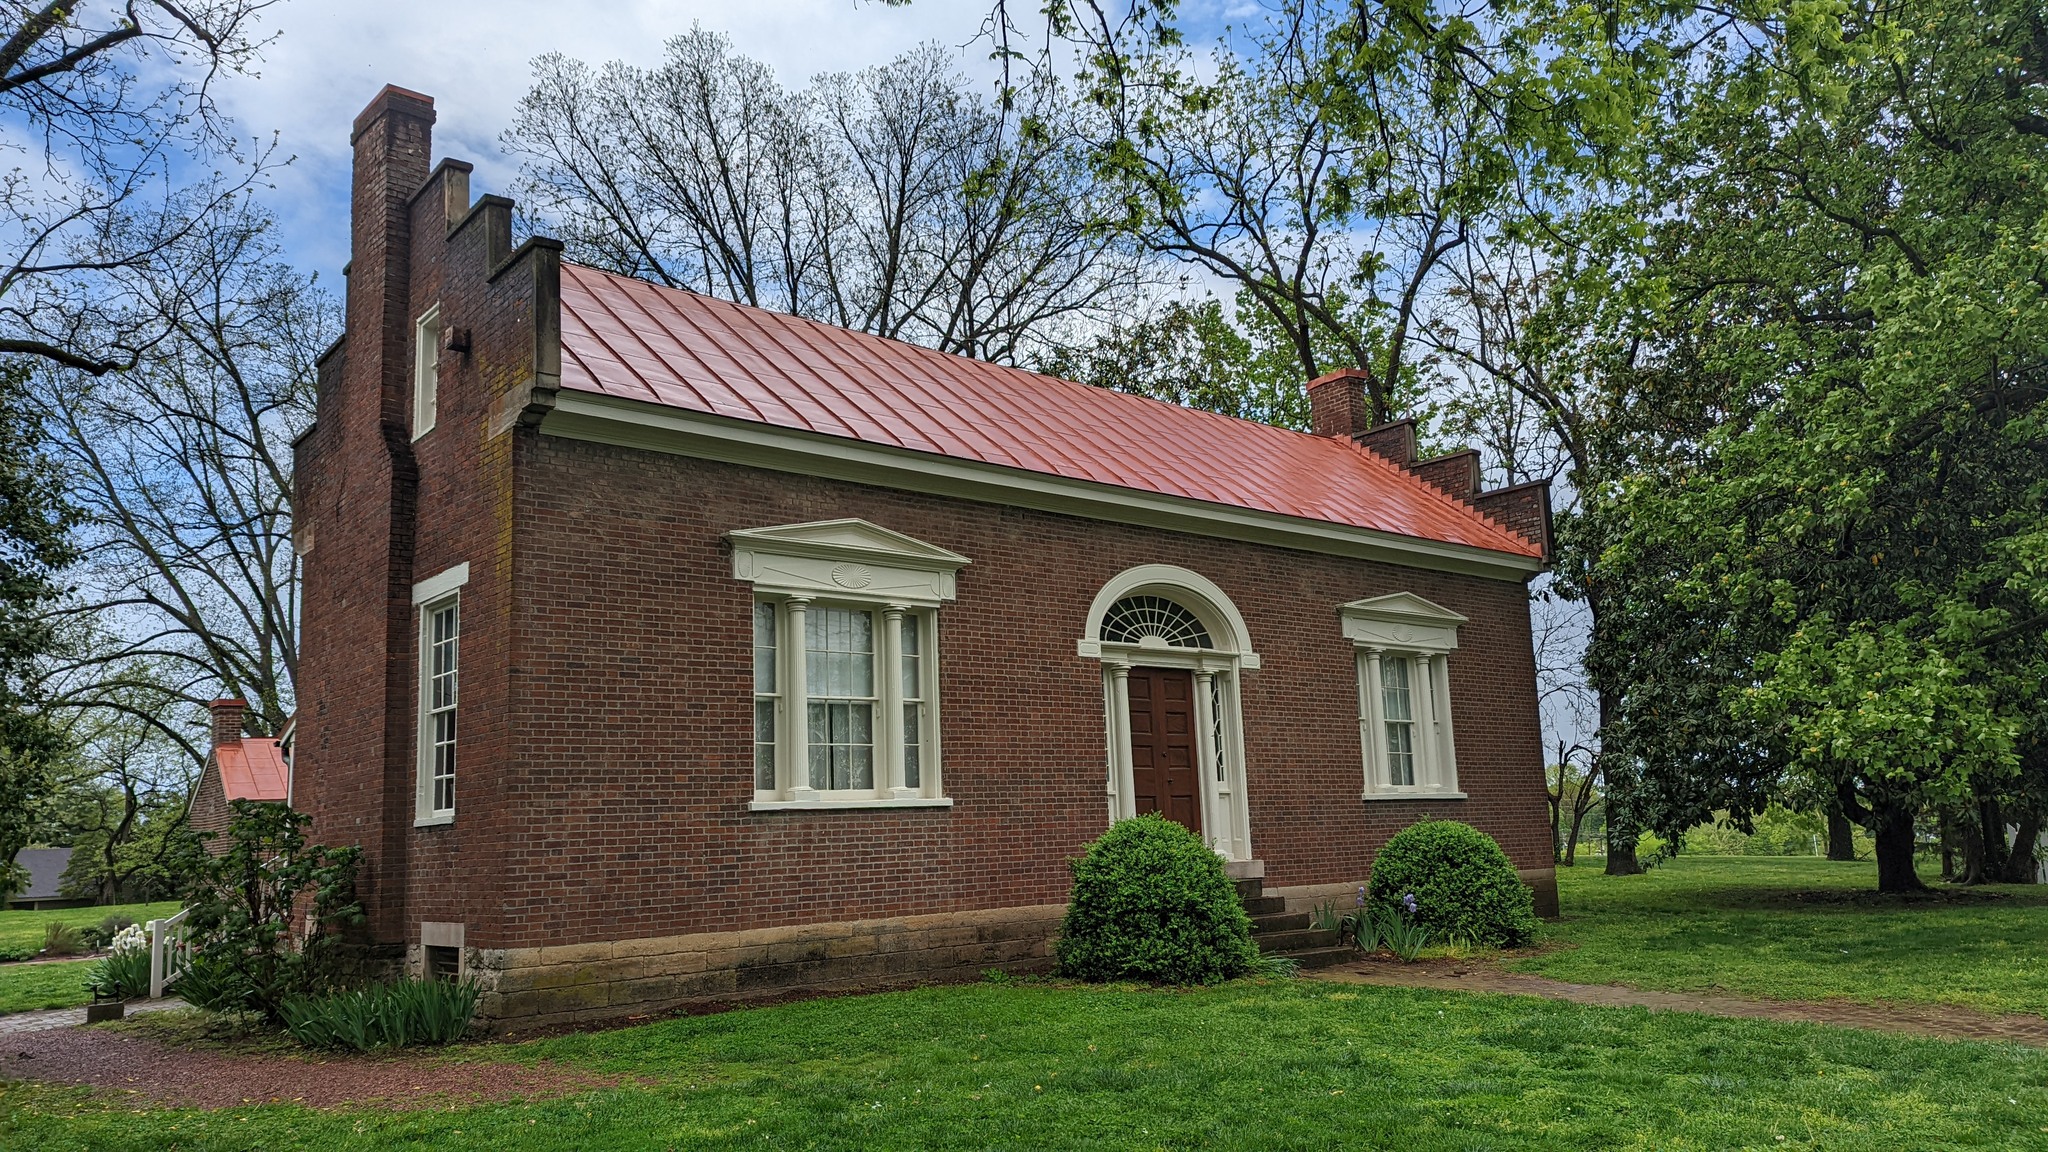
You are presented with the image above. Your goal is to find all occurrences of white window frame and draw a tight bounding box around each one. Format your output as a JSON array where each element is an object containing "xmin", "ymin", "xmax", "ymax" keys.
[
  {"xmin": 412, "ymin": 562, "xmax": 469, "ymax": 825},
  {"xmin": 1341, "ymin": 592, "xmax": 1466, "ymax": 800},
  {"xmin": 728, "ymin": 519, "xmax": 967, "ymax": 811},
  {"xmin": 413, "ymin": 305, "xmax": 441, "ymax": 440}
]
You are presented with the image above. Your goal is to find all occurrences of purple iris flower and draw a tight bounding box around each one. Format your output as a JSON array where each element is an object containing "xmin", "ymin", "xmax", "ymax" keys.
[{"xmin": 1401, "ymin": 892, "xmax": 1419, "ymax": 915}]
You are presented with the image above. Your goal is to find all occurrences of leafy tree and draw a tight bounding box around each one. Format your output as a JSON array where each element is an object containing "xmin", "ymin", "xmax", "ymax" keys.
[
  {"xmin": 1588, "ymin": 0, "xmax": 2048, "ymax": 891},
  {"xmin": 0, "ymin": 359, "xmax": 75, "ymax": 898}
]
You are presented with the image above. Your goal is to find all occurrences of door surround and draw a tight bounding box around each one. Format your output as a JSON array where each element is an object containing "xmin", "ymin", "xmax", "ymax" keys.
[{"xmin": 1078, "ymin": 564, "xmax": 1257, "ymax": 861}]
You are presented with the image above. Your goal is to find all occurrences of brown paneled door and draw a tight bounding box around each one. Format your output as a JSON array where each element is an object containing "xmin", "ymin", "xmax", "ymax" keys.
[{"xmin": 1126, "ymin": 666, "xmax": 1203, "ymax": 836}]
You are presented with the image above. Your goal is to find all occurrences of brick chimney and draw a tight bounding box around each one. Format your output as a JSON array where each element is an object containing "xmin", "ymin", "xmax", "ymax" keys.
[
  {"xmin": 210, "ymin": 698, "xmax": 247, "ymax": 747},
  {"xmin": 1307, "ymin": 368, "xmax": 1376, "ymax": 438}
]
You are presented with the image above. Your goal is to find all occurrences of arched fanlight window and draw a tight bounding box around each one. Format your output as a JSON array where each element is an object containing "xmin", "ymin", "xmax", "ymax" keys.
[{"xmin": 1098, "ymin": 595, "xmax": 1213, "ymax": 649}]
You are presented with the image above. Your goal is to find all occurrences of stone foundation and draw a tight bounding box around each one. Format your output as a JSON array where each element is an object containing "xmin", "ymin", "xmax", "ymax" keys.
[
  {"xmin": 460, "ymin": 903, "xmax": 1066, "ymax": 1032},
  {"xmin": 1270, "ymin": 866, "xmax": 1561, "ymax": 920}
]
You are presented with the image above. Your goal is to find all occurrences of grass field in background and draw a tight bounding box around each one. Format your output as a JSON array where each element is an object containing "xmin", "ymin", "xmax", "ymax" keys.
[
  {"xmin": 5, "ymin": 979, "xmax": 2047, "ymax": 1150},
  {"xmin": 1519, "ymin": 856, "xmax": 2048, "ymax": 1016},
  {"xmin": 0, "ymin": 901, "xmax": 180, "ymax": 955},
  {"xmin": 0, "ymin": 959, "xmax": 97, "ymax": 1014}
]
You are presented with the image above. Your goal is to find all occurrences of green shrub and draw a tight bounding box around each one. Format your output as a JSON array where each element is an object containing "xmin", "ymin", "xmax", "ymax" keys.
[
  {"xmin": 1369, "ymin": 820, "xmax": 1537, "ymax": 949},
  {"xmin": 41, "ymin": 922, "xmax": 85, "ymax": 956},
  {"xmin": 81, "ymin": 914, "xmax": 138, "ymax": 950},
  {"xmin": 281, "ymin": 979, "xmax": 480, "ymax": 1050},
  {"xmin": 177, "ymin": 800, "xmax": 364, "ymax": 1024},
  {"xmin": 0, "ymin": 944, "xmax": 37, "ymax": 963},
  {"xmin": 1055, "ymin": 813, "xmax": 1259, "ymax": 985}
]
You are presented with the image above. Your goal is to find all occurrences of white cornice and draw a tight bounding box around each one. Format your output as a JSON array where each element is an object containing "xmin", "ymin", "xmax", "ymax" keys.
[
  {"xmin": 1340, "ymin": 591, "xmax": 1467, "ymax": 653},
  {"xmin": 728, "ymin": 518, "xmax": 967, "ymax": 604},
  {"xmin": 539, "ymin": 391, "xmax": 1547, "ymax": 582}
]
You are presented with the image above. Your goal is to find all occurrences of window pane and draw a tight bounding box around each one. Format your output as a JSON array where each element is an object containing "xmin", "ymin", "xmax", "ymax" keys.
[
  {"xmin": 903, "ymin": 703, "xmax": 921, "ymax": 788},
  {"xmin": 1386, "ymin": 720, "xmax": 1415, "ymax": 786},
  {"xmin": 803, "ymin": 607, "xmax": 876, "ymax": 790},
  {"xmin": 754, "ymin": 699, "xmax": 777, "ymax": 790},
  {"xmin": 1380, "ymin": 656, "xmax": 1411, "ymax": 721},
  {"xmin": 753, "ymin": 602, "xmax": 777, "ymax": 691}
]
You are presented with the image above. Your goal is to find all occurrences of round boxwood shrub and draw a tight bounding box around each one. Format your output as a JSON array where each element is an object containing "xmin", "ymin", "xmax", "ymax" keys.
[
  {"xmin": 1368, "ymin": 819, "xmax": 1537, "ymax": 948},
  {"xmin": 1056, "ymin": 813, "xmax": 1259, "ymax": 984}
]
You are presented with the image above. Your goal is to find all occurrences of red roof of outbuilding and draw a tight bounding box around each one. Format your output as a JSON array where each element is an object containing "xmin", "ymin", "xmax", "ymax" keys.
[
  {"xmin": 556, "ymin": 264, "xmax": 1542, "ymax": 559},
  {"xmin": 215, "ymin": 740, "xmax": 289, "ymax": 803}
]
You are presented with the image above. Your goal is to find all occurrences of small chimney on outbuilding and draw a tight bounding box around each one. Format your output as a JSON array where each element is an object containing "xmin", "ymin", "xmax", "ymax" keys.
[{"xmin": 209, "ymin": 698, "xmax": 248, "ymax": 747}]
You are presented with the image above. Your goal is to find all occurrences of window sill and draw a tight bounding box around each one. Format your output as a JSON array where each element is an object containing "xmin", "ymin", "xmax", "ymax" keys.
[
  {"xmin": 749, "ymin": 797, "xmax": 954, "ymax": 812},
  {"xmin": 1360, "ymin": 790, "xmax": 1466, "ymax": 802},
  {"xmin": 414, "ymin": 813, "xmax": 455, "ymax": 827}
]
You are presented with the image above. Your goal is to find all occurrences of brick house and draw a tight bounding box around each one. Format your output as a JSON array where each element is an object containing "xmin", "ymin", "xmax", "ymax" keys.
[
  {"xmin": 291, "ymin": 87, "xmax": 1558, "ymax": 1029},
  {"xmin": 188, "ymin": 698, "xmax": 290, "ymax": 851}
]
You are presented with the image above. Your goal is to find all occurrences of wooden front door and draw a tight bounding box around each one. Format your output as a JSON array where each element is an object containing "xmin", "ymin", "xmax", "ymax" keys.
[{"xmin": 1127, "ymin": 666, "xmax": 1203, "ymax": 835}]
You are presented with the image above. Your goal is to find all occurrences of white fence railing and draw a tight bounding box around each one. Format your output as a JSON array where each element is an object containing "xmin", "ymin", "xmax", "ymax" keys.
[{"xmin": 147, "ymin": 908, "xmax": 192, "ymax": 999}]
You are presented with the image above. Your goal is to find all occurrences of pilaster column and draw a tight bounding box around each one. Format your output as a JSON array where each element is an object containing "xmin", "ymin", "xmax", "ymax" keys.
[
  {"xmin": 1361, "ymin": 647, "xmax": 1385, "ymax": 797},
  {"xmin": 1193, "ymin": 669, "xmax": 1225, "ymax": 855},
  {"xmin": 1410, "ymin": 653, "xmax": 1438, "ymax": 790},
  {"xmin": 785, "ymin": 597, "xmax": 814, "ymax": 800},
  {"xmin": 1430, "ymin": 653, "xmax": 1457, "ymax": 790},
  {"xmin": 1107, "ymin": 661, "xmax": 1136, "ymax": 821},
  {"xmin": 880, "ymin": 605, "xmax": 908, "ymax": 799}
]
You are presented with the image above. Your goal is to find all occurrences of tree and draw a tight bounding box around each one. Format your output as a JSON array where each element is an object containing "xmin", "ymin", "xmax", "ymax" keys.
[
  {"xmin": 506, "ymin": 29, "xmax": 1142, "ymax": 365},
  {"xmin": 40, "ymin": 679, "xmax": 200, "ymax": 902},
  {"xmin": 1588, "ymin": 0, "xmax": 2048, "ymax": 892},
  {"xmin": 0, "ymin": 0, "xmax": 281, "ymax": 375},
  {"xmin": 34, "ymin": 205, "xmax": 329, "ymax": 748},
  {"xmin": 0, "ymin": 358, "xmax": 75, "ymax": 898}
]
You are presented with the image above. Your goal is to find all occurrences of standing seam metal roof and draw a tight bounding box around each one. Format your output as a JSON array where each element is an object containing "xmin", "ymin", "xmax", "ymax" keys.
[{"xmin": 556, "ymin": 264, "xmax": 1542, "ymax": 559}]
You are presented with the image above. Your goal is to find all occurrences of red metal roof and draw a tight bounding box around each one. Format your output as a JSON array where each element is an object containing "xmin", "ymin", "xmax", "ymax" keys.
[
  {"xmin": 216, "ymin": 739, "xmax": 289, "ymax": 803},
  {"xmin": 556, "ymin": 264, "xmax": 1542, "ymax": 559}
]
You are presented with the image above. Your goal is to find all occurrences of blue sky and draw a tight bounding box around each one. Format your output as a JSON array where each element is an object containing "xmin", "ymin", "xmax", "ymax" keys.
[{"xmin": 214, "ymin": 0, "xmax": 1252, "ymax": 279}]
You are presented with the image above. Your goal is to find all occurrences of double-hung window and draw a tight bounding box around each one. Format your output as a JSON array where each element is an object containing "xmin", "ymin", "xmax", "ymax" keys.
[
  {"xmin": 413, "ymin": 562, "xmax": 469, "ymax": 824},
  {"xmin": 730, "ymin": 519, "xmax": 967, "ymax": 811},
  {"xmin": 1340, "ymin": 593, "xmax": 1466, "ymax": 799}
]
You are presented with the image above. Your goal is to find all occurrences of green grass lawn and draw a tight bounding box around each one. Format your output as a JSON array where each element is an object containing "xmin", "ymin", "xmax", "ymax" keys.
[
  {"xmin": 0, "ymin": 959, "xmax": 97, "ymax": 1014},
  {"xmin": 0, "ymin": 900, "xmax": 180, "ymax": 954},
  {"xmin": 1517, "ymin": 856, "xmax": 2048, "ymax": 1016},
  {"xmin": 4, "ymin": 980, "xmax": 2046, "ymax": 1150}
]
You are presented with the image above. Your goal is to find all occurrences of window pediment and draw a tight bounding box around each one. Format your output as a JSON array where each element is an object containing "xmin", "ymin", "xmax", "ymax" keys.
[
  {"xmin": 729, "ymin": 518, "xmax": 969, "ymax": 605},
  {"xmin": 1339, "ymin": 592, "xmax": 1466, "ymax": 654}
]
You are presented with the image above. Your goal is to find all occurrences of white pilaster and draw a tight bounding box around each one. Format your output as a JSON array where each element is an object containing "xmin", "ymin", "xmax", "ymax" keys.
[
  {"xmin": 1108, "ymin": 662, "xmax": 1136, "ymax": 821},
  {"xmin": 785, "ymin": 597, "xmax": 815, "ymax": 801}
]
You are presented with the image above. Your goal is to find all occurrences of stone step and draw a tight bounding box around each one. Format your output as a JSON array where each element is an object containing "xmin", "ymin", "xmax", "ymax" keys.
[
  {"xmin": 1272, "ymin": 946, "xmax": 1355, "ymax": 971},
  {"xmin": 1240, "ymin": 895, "xmax": 1286, "ymax": 916},
  {"xmin": 1256, "ymin": 928, "xmax": 1343, "ymax": 953},
  {"xmin": 1232, "ymin": 877, "xmax": 1264, "ymax": 901},
  {"xmin": 1250, "ymin": 911, "xmax": 1310, "ymax": 934}
]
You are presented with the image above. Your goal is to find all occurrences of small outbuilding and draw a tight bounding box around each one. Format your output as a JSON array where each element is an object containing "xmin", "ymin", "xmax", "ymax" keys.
[{"xmin": 188, "ymin": 698, "xmax": 290, "ymax": 852}]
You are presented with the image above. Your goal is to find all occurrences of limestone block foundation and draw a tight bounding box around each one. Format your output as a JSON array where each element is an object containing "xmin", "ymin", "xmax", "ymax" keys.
[
  {"xmin": 462, "ymin": 903, "xmax": 1066, "ymax": 1032},
  {"xmin": 1269, "ymin": 866, "xmax": 1561, "ymax": 920}
]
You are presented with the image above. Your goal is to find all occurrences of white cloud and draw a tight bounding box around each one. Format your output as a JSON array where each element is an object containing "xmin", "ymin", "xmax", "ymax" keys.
[{"xmin": 221, "ymin": 0, "xmax": 1001, "ymax": 274}]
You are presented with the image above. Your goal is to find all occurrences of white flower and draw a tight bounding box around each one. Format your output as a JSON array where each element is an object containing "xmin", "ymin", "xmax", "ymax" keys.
[{"xmin": 110, "ymin": 924, "xmax": 150, "ymax": 955}]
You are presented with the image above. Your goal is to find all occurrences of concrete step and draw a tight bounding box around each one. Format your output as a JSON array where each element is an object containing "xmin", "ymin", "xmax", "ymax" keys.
[
  {"xmin": 1250, "ymin": 911, "xmax": 1310, "ymax": 934},
  {"xmin": 1240, "ymin": 895, "xmax": 1286, "ymax": 916},
  {"xmin": 1232, "ymin": 877, "xmax": 1264, "ymax": 901},
  {"xmin": 1256, "ymin": 928, "xmax": 1343, "ymax": 953},
  {"xmin": 1272, "ymin": 946, "xmax": 1355, "ymax": 971}
]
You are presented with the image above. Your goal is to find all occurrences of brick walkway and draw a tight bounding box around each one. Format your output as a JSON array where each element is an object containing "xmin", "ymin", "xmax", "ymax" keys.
[
  {"xmin": 1312, "ymin": 959, "xmax": 2048, "ymax": 1047},
  {"xmin": 0, "ymin": 999, "xmax": 183, "ymax": 1037}
]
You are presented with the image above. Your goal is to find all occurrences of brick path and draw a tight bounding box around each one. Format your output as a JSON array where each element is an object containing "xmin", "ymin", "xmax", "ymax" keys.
[
  {"xmin": 1312, "ymin": 959, "xmax": 2048, "ymax": 1047},
  {"xmin": 0, "ymin": 999, "xmax": 183, "ymax": 1037}
]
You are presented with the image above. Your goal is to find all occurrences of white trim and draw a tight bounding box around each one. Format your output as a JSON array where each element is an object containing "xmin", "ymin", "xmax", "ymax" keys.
[
  {"xmin": 1078, "ymin": 564, "xmax": 1261, "ymax": 667},
  {"xmin": 1361, "ymin": 791, "xmax": 1467, "ymax": 802},
  {"xmin": 1339, "ymin": 592, "xmax": 1467, "ymax": 654},
  {"xmin": 1082, "ymin": 568, "xmax": 1257, "ymax": 862},
  {"xmin": 542, "ymin": 391, "xmax": 1545, "ymax": 582},
  {"xmin": 412, "ymin": 561, "xmax": 470, "ymax": 605},
  {"xmin": 728, "ymin": 518, "xmax": 967, "ymax": 606},
  {"xmin": 748, "ymin": 796, "xmax": 955, "ymax": 812},
  {"xmin": 412, "ymin": 305, "xmax": 441, "ymax": 441},
  {"xmin": 415, "ymin": 594, "xmax": 460, "ymax": 823}
]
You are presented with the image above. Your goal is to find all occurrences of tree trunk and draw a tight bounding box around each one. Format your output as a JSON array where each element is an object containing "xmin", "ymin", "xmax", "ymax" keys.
[
  {"xmin": 1595, "ymin": 690, "xmax": 1643, "ymax": 876},
  {"xmin": 1826, "ymin": 807, "xmax": 1856, "ymax": 861},
  {"xmin": 1957, "ymin": 808, "xmax": 1987, "ymax": 885},
  {"xmin": 1939, "ymin": 812, "xmax": 1956, "ymax": 880},
  {"xmin": 1998, "ymin": 813, "xmax": 2041, "ymax": 884},
  {"xmin": 1873, "ymin": 801, "xmax": 1926, "ymax": 893}
]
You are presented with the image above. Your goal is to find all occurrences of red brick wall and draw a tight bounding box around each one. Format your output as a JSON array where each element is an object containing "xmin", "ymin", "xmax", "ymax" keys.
[
  {"xmin": 188, "ymin": 760, "xmax": 232, "ymax": 852},
  {"xmin": 461, "ymin": 436, "xmax": 1549, "ymax": 951}
]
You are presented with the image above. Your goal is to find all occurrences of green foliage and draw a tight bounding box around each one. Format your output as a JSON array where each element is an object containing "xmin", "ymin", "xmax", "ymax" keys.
[
  {"xmin": 1374, "ymin": 906, "xmax": 1430, "ymax": 962},
  {"xmin": 40, "ymin": 921, "xmax": 84, "ymax": 956},
  {"xmin": 176, "ymin": 800, "xmax": 362, "ymax": 1023},
  {"xmin": 0, "ymin": 944, "xmax": 34, "ymax": 962},
  {"xmin": 1369, "ymin": 820, "xmax": 1537, "ymax": 948},
  {"xmin": 0, "ymin": 899, "xmax": 178, "ymax": 954},
  {"xmin": 279, "ymin": 978, "xmax": 480, "ymax": 1051},
  {"xmin": 0, "ymin": 363, "xmax": 79, "ymax": 900},
  {"xmin": 1055, "ymin": 813, "xmax": 1259, "ymax": 985},
  {"xmin": 1683, "ymin": 805, "xmax": 1872, "ymax": 859}
]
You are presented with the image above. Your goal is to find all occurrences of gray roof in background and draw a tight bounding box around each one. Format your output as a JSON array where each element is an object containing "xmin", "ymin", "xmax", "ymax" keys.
[{"xmin": 14, "ymin": 847, "xmax": 72, "ymax": 900}]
